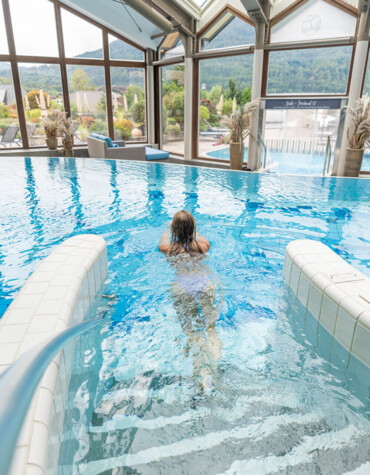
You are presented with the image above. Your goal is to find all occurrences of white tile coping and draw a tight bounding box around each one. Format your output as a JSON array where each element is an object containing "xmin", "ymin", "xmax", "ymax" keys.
[
  {"xmin": 283, "ymin": 239, "xmax": 370, "ymax": 368},
  {"xmin": 0, "ymin": 234, "xmax": 108, "ymax": 475}
]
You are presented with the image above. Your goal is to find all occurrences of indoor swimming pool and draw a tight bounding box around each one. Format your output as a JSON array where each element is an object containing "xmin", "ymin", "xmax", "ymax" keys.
[
  {"xmin": 0, "ymin": 157, "xmax": 369, "ymax": 474},
  {"xmin": 205, "ymin": 148, "xmax": 370, "ymax": 175}
]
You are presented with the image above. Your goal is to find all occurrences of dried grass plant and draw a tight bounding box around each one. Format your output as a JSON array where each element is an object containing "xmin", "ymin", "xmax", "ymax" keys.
[
  {"xmin": 347, "ymin": 95, "xmax": 370, "ymax": 150},
  {"xmin": 42, "ymin": 109, "xmax": 64, "ymax": 139},
  {"xmin": 58, "ymin": 113, "xmax": 74, "ymax": 154},
  {"xmin": 220, "ymin": 99, "xmax": 259, "ymax": 143}
]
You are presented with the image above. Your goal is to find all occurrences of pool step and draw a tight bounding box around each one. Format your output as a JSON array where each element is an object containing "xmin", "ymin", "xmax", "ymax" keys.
[{"xmin": 76, "ymin": 417, "xmax": 370, "ymax": 475}]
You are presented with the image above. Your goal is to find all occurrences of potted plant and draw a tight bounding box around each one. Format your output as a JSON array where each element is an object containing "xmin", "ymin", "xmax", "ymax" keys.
[
  {"xmin": 42, "ymin": 110, "xmax": 62, "ymax": 150},
  {"xmin": 221, "ymin": 100, "xmax": 259, "ymax": 170},
  {"xmin": 344, "ymin": 95, "xmax": 370, "ymax": 177},
  {"xmin": 59, "ymin": 113, "xmax": 74, "ymax": 157}
]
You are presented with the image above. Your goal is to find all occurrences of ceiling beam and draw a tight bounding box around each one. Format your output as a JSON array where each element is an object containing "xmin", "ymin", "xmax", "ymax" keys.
[
  {"xmin": 143, "ymin": 0, "xmax": 196, "ymax": 34},
  {"xmin": 240, "ymin": 0, "xmax": 270, "ymax": 25}
]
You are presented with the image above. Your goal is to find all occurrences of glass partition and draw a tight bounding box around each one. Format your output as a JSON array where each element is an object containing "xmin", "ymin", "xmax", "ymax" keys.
[
  {"xmin": 267, "ymin": 46, "xmax": 353, "ymax": 95},
  {"xmin": 198, "ymin": 54, "xmax": 253, "ymax": 159},
  {"xmin": 62, "ymin": 9, "xmax": 103, "ymax": 59},
  {"xmin": 199, "ymin": 12, "xmax": 254, "ymax": 51},
  {"xmin": 67, "ymin": 65, "xmax": 107, "ymax": 143},
  {"xmin": 9, "ymin": 0, "xmax": 59, "ymax": 56},
  {"xmin": 270, "ymin": 0, "xmax": 357, "ymax": 43},
  {"xmin": 108, "ymin": 34, "xmax": 144, "ymax": 61},
  {"xmin": 0, "ymin": 62, "xmax": 22, "ymax": 147},
  {"xmin": 161, "ymin": 63, "xmax": 185, "ymax": 155},
  {"xmin": 0, "ymin": 3, "xmax": 8, "ymax": 54},
  {"xmin": 111, "ymin": 67, "xmax": 146, "ymax": 142},
  {"xmin": 18, "ymin": 63, "xmax": 64, "ymax": 147}
]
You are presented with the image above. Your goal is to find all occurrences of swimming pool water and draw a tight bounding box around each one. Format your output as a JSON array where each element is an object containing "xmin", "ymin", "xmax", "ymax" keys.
[
  {"xmin": 0, "ymin": 157, "xmax": 369, "ymax": 474},
  {"xmin": 206, "ymin": 147, "xmax": 370, "ymax": 175}
]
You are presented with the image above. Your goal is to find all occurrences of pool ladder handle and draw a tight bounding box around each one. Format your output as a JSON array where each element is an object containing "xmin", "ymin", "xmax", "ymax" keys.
[
  {"xmin": 258, "ymin": 132, "xmax": 267, "ymax": 170},
  {"xmin": 322, "ymin": 135, "xmax": 332, "ymax": 176},
  {"xmin": 0, "ymin": 316, "xmax": 103, "ymax": 475}
]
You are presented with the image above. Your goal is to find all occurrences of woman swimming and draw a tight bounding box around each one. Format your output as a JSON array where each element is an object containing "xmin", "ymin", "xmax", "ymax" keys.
[{"xmin": 159, "ymin": 210, "xmax": 222, "ymax": 393}]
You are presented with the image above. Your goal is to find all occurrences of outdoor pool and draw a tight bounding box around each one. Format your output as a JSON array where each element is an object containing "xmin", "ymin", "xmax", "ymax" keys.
[
  {"xmin": 0, "ymin": 157, "xmax": 369, "ymax": 474},
  {"xmin": 205, "ymin": 147, "xmax": 370, "ymax": 175}
]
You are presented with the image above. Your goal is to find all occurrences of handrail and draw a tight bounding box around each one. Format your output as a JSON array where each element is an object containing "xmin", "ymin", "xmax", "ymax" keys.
[
  {"xmin": 322, "ymin": 135, "xmax": 332, "ymax": 176},
  {"xmin": 258, "ymin": 132, "xmax": 267, "ymax": 170},
  {"xmin": 0, "ymin": 316, "xmax": 103, "ymax": 475}
]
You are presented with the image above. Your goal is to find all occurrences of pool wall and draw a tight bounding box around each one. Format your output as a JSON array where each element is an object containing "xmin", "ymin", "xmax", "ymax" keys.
[
  {"xmin": 284, "ymin": 240, "xmax": 370, "ymax": 367},
  {"xmin": 0, "ymin": 234, "xmax": 108, "ymax": 475}
]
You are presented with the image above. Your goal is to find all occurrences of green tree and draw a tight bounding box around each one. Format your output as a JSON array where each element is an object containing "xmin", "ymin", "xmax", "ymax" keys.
[
  {"xmin": 242, "ymin": 86, "xmax": 251, "ymax": 104},
  {"xmin": 226, "ymin": 79, "xmax": 236, "ymax": 100},
  {"xmin": 236, "ymin": 82, "xmax": 243, "ymax": 105},
  {"xmin": 126, "ymin": 85, "xmax": 144, "ymax": 109},
  {"xmin": 96, "ymin": 94, "xmax": 106, "ymax": 112},
  {"xmin": 199, "ymin": 105, "xmax": 210, "ymax": 131},
  {"xmin": 70, "ymin": 69, "xmax": 94, "ymax": 92},
  {"xmin": 130, "ymin": 100, "xmax": 145, "ymax": 124},
  {"xmin": 222, "ymin": 99, "xmax": 233, "ymax": 116},
  {"xmin": 0, "ymin": 103, "xmax": 10, "ymax": 118}
]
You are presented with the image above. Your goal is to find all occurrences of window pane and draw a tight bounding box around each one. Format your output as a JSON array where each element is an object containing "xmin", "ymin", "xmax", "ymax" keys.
[
  {"xmin": 198, "ymin": 54, "xmax": 253, "ymax": 159},
  {"xmin": 271, "ymin": 0, "xmax": 356, "ymax": 43},
  {"xmin": 18, "ymin": 63, "xmax": 64, "ymax": 147},
  {"xmin": 62, "ymin": 9, "xmax": 103, "ymax": 59},
  {"xmin": 200, "ymin": 13, "xmax": 254, "ymax": 51},
  {"xmin": 160, "ymin": 32, "xmax": 184, "ymax": 59},
  {"xmin": 9, "ymin": 0, "xmax": 58, "ymax": 56},
  {"xmin": 267, "ymin": 47, "xmax": 352, "ymax": 95},
  {"xmin": 0, "ymin": 62, "xmax": 22, "ymax": 148},
  {"xmin": 0, "ymin": 3, "xmax": 8, "ymax": 54},
  {"xmin": 362, "ymin": 54, "xmax": 370, "ymax": 97},
  {"xmin": 111, "ymin": 67, "xmax": 146, "ymax": 142},
  {"xmin": 108, "ymin": 34, "xmax": 144, "ymax": 61},
  {"xmin": 161, "ymin": 64, "xmax": 184, "ymax": 155},
  {"xmin": 67, "ymin": 65, "xmax": 107, "ymax": 143}
]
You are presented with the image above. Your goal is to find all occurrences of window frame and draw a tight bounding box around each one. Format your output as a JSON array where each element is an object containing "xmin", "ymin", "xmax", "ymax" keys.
[{"xmin": 0, "ymin": 0, "xmax": 147, "ymax": 149}]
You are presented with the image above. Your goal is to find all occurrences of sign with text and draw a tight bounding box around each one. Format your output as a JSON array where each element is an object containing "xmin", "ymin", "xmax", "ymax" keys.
[{"xmin": 265, "ymin": 98, "xmax": 342, "ymax": 110}]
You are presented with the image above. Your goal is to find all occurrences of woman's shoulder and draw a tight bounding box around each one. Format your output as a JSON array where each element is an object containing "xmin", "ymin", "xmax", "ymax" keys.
[
  {"xmin": 159, "ymin": 243, "xmax": 170, "ymax": 254},
  {"xmin": 196, "ymin": 237, "xmax": 210, "ymax": 253}
]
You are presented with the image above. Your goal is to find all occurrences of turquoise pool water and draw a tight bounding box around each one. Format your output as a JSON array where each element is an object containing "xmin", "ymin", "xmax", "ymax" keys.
[
  {"xmin": 206, "ymin": 148, "xmax": 370, "ymax": 175},
  {"xmin": 0, "ymin": 157, "xmax": 369, "ymax": 474}
]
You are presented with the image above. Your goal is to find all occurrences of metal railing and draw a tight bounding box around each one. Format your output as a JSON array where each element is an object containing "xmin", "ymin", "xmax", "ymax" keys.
[
  {"xmin": 258, "ymin": 132, "xmax": 267, "ymax": 170},
  {"xmin": 322, "ymin": 135, "xmax": 333, "ymax": 176},
  {"xmin": 0, "ymin": 316, "xmax": 103, "ymax": 475}
]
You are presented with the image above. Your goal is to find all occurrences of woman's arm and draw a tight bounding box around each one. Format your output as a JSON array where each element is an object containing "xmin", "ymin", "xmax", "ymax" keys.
[
  {"xmin": 159, "ymin": 229, "xmax": 171, "ymax": 254},
  {"xmin": 197, "ymin": 235, "xmax": 211, "ymax": 252}
]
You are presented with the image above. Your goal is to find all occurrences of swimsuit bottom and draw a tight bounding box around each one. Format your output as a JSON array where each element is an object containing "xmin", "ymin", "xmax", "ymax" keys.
[{"xmin": 175, "ymin": 274, "xmax": 211, "ymax": 299}]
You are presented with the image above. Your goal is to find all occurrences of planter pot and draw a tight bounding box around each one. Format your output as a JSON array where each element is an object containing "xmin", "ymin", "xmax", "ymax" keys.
[
  {"xmin": 230, "ymin": 142, "xmax": 244, "ymax": 170},
  {"xmin": 344, "ymin": 148, "xmax": 364, "ymax": 177},
  {"xmin": 46, "ymin": 137, "xmax": 58, "ymax": 150}
]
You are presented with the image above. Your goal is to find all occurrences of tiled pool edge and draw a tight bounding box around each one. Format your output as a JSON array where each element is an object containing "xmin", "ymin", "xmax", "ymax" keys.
[
  {"xmin": 0, "ymin": 234, "xmax": 108, "ymax": 475},
  {"xmin": 283, "ymin": 239, "xmax": 370, "ymax": 368}
]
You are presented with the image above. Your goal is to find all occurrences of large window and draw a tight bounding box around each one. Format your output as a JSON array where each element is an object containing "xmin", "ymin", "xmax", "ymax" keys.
[
  {"xmin": 0, "ymin": 62, "xmax": 22, "ymax": 147},
  {"xmin": 0, "ymin": 3, "xmax": 8, "ymax": 54},
  {"xmin": 18, "ymin": 63, "xmax": 64, "ymax": 147},
  {"xmin": 0, "ymin": 1, "xmax": 147, "ymax": 149},
  {"xmin": 161, "ymin": 64, "xmax": 185, "ymax": 155},
  {"xmin": 62, "ymin": 9, "xmax": 103, "ymax": 59},
  {"xmin": 270, "ymin": 0, "xmax": 357, "ymax": 43},
  {"xmin": 67, "ymin": 65, "xmax": 107, "ymax": 143},
  {"xmin": 109, "ymin": 34, "xmax": 144, "ymax": 61},
  {"xmin": 199, "ymin": 11, "xmax": 254, "ymax": 51},
  {"xmin": 9, "ymin": 0, "xmax": 59, "ymax": 56},
  {"xmin": 111, "ymin": 67, "xmax": 146, "ymax": 142},
  {"xmin": 198, "ymin": 54, "xmax": 253, "ymax": 159},
  {"xmin": 267, "ymin": 46, "xmax": 353, "ymax": 95}
]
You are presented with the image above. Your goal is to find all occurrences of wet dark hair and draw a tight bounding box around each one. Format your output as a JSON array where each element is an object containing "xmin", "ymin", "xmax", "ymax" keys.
[{"xmin": 168, "ymin": 210, "xmax": 204, "ymax": 256}]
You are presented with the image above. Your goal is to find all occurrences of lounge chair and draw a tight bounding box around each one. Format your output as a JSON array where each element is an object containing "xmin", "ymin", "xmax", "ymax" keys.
[
  {"xmin": 26, "ymin": 123, "xmax": 37, "ymax": 137},
  {"xmin": 87, "ymin": 134, "xmax": 146, "ymax": 160},
  {"xmin": 0, "ymin": 125, "xmax": 21, "ymax": 147}
]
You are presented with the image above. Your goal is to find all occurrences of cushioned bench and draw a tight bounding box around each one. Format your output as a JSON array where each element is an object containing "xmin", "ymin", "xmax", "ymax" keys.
[{"xmin": 145, "ymin": 147, "xmax": 170, "ymax": 160}]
